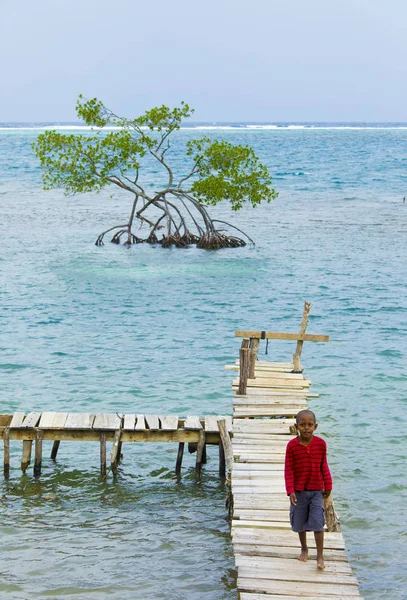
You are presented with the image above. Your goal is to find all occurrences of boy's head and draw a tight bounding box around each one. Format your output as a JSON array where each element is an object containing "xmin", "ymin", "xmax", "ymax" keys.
[{"xmin": 295, "ymin": 409, "xmax": 318, "ymax": 441}]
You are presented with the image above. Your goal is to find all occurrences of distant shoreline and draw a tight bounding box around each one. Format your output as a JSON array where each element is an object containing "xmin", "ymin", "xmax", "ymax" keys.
[{"xmin": 2, "ymin": 121, "xmax": 407, "ymax": 131}]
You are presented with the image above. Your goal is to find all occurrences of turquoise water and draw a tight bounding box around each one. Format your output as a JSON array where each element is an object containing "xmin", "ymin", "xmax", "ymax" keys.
[{"xmin": 1, "ymin": 126, "xmax": 406, "ymax": 599}]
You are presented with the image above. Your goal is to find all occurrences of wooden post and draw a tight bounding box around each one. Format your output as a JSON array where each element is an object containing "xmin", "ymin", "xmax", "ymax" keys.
[
  {"xmin": 238, "ymin": 346, "xmax": 250, "ymax": 395},
  {"xmin": 33, "ymin": 429, "xmax": 43, "ymax": 477},
  {"xmin": 50, "ymin": 441, "xmax": 60, "ymax": 461},
  {"xmin": 3, "ymin": 427, "xmax": 10, "ymax": 478},
  {"xmin": 22, "ymin": 440, "xmax": 33, "ymax": 473},
  {"xmin": 100, "ymin": 433, "xmax": 107, "ymax": 478},
  {"xmin": 248, "ymin": 337, "xmax": 260, "ymax": 379},
  {"xmin": 293, "ymin": 301, "xmax": 312, "ymax": 372},
  {"xmin": 195, "ymin": 430, "xmax": 206, "ymax": 477},
  {"xmin": 218, "ymin": 436, "xmax": 226, "ymax": 478},
  {"xmin": 324, "ymin": 494, "xmax": 341, "ymax": 532},
  {"xmin": 217, "ymin": 419, "xmax": 233, "ymax": 483},
  {"xmin": 117, "ymin": 441, "xmax": 123, "ymax": 464},
  {"xmin": 111, "ymin": 430, "xmax": 122, "ymax": 474},
  {"xmin": 241, "ymin": 338, "xmax": 250, "ymax": 349},
  {"xmin": 175, "ymin": 442, "xmax": 185, "ymax": 477}
]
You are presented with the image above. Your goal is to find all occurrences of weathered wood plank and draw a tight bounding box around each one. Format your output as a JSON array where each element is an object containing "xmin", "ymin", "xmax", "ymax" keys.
[
  {"xmin": 232, "ymin": 529, "xmax": 346, "ymax": 550},
  {"xmin": 65, "ymin": 414, "xmax": 95, "ymax": 429},
  {"xmin": 237, "ymin": 565, "xmax": 358, "ymax": 585},
  {"xmin": 159, "ymin": 415, "xmax": 179, "ymax": 430},
  {"xmin": 235, "ymin": 331, "xmax": 329, "ymax": 342},
  {"xmin": 239, "ymin": 593, "xmax": 357, "ymax": 600},
  {"xmin": 93, "ymin": 414, "xmax": 122, "ymax": 430},
  {"xmin": 184, "ymin": 416, "xmax": 203, "ymax": 430},
  {"xmin": 237, "ymin": 580, "xmax": 360, "ymax": 597},
  {"xmin": 235, "ymin": 555, "xmax": 354, "ymax": 575},
  {"xmin": 39, "ymin": 412, "xmax": 68, "ymax": 429},
  {"xmin": 10, "ymin": 412, "xmax": 26, "ymax": 428},
  {"xmin": 144, "ymin": 415, "xmax": 160, "ymax": 430},
  {"xmin": 123, "ymin": 414, "xmax": 136, "ymax": 430},
  {"xmin": 21, "ymin": 412, "xmax": 42, "ymax": 428},
  {"xmin": 234, "ymin": 544, "xmax": 348, "ymax": 561},
  {"xmin": 135, "ymin": 415, "xmax": 146, "ymax": 430}
]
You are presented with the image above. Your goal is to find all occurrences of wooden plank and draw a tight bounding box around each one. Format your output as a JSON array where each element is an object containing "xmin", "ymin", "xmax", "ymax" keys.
[
  {"xmin": 237, "ymin": 566, "xmax": 358, "ymax": 586},
  {"xmin": 93, "ymin": 414, "xmax": 122, "ymax": 430},
  {"xmin": 39, "ymin": 412, "xmax": 68, "ymax": 429},
  {"xmin": 184, "ymin": 416, "xmax": 203, "ymax": 430},
  {"xmin": 234, "ymin": 407, "xmax": 303, "ymax": 417},
  {"xmin": 135, "ymin": 415, "xmax": 146, "ymax": 430},
  {"xmin": 123, "ymin": 414, "xmax": 136, "ymax": 430},
  {"xmin": 239, "ymin": 593, "xmax": 358, "ymax": 600},
  {"xmin": 233, "ymin": 519, "xmax": 291, "ymax": 529},
  {"xmin": 10, "ymin": 412, "xmax": 26, "ymax": 428},
  {"xmin": 64, "ymin": 413, "xmax": 95, "ymax": 429},
  {"xmin": 235, "ymin": 331, "xmax": 329, "ymax": 342},
  {"xmin": 159, "ymin": 415, "xmax": 179, "ymax": 430},
  {"xmin": 237, "ymin": 580, "xmax": 360, "ymax": 597},
  {"xmin": 232, "ymin": 529, "xmax": 346, "ymax": 550},
  {"xmin": 144, "ymin": 415, "xmax": 160, "ymax": 430},
  {"xmin": 204, "ymin": 415, "xmax": 221, "ymax": 432},
  {"xmin": 234, "ymin": 509, "xmax": 289, "ymax": 521},
  {"xmin": 235, "ymin": 555, "xmax": 354, "ymax": 575},
  {"xmin": 21, "ymin": 412, "xmax": 42, "ymax": 428},
  {"xmin": 233, "ymin": 544, "xmax": 348, "ymax": 562}
]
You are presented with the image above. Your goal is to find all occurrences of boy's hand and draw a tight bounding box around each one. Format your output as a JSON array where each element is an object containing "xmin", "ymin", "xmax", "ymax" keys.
[
  {"xmin": 323, "ymin": 490, "xmax": 332, "ymax": 498},
  {"xmin": 289, "ymin": 492, "xmax": 297, "ymax": 506}
]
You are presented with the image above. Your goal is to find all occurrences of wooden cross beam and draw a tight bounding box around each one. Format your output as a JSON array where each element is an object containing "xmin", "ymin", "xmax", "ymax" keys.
[{"xmin": 235, "ymin": 302, "xmax": 329, "ymax": 372}]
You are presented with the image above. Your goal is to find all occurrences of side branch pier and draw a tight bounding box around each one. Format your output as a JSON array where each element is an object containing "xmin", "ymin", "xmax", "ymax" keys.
[
  {"xmin": 0, "ymin": 413, "xmax": 231, "ymax": 478},
  {"xmin": 227, "ymin": 306, "xmax": 363, "ymax": 599}
]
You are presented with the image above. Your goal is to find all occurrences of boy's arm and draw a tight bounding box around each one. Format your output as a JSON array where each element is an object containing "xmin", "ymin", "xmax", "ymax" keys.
[
  {"xmin": 284, "ymin": 443, "xmax": 295, "ymax": 496},
  {"xmin": 321, "ymin": 443, "xmax": 333, "ymax": 492}
]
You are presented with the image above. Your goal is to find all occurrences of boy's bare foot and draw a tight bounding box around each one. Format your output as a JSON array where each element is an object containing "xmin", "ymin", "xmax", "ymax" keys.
[
  {"xmin": 297, "ymin": 548, "xmax": 308, "ymax": 562},
  {"xmin": 317, "ymin": 557, "xmax": 325, "ymax": 569}
]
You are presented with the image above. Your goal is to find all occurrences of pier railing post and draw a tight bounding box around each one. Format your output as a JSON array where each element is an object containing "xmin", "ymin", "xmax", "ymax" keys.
[
  {"xmin": 293, "ymin": 301, "xmax": 312, "ymax": 372},
  {"xmin": 33, "ymin": 429, "xmax": 43, "ymax": 477},
  {"xmin": 195, "ymin": 430, "xmax": 206, "ymax": 477},
  {"xmin": 22, "ymin": 440, "xmax": 33, "ymax": 473},
  {"xmin": 324, "ymin": 494, "xmax": 341, "ymax": 532},
  {"xmin": 248, "ymin": 337, "xmax": 260, "ymax": 379},
  {"xmin": 238, "ymin": 340, "xmax": 250, "ymax": 395},
  {"xmin": 100, "ymin": 433, "xmax": 107, "ymax": 478},
  {"xmin": 3, "ymin": 427, "xmax": 10, "ymax": 478}
]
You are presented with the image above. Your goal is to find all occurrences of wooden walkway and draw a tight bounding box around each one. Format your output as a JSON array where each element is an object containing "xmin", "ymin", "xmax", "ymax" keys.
[
  {"xmin": 226, "ymin": 351, "xmax": 363, "ymax": 598},
  {"xmin": 0, "ymin": 412, "xmax": 232, "ymax": 478}
]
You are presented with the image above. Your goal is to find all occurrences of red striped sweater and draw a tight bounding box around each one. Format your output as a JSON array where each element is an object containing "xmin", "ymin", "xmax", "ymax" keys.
[{"xmin": 284, "ymin": 435, "xmax": 332, "ymax": 495}]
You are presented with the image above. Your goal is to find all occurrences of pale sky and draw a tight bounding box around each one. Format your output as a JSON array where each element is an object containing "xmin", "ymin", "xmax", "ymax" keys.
[{"xmin": 1, "ymin": 0, "xmax": 407, "ymax": 122}]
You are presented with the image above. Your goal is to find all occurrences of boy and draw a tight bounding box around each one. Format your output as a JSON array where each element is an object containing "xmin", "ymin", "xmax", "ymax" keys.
[{"xmin": 284, "ymin": 409, "xmax": 332, "ymax": 569}]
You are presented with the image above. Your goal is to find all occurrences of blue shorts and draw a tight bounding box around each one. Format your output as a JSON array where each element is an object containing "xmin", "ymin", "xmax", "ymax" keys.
[{"xmin": 290, "ymin": 490, "xmax": 324, "ymax": 532}]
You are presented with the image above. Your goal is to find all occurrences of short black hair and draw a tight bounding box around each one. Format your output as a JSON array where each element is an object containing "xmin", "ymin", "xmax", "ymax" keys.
[{"xmin": 295, "ymin": 409, "xmax": 316, "ymax": 424}]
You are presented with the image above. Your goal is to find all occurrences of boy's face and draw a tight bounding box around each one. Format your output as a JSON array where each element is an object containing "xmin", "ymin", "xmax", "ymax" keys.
[{"xmin": 295, "ymin": 413, "xmax": 318, "ymax": 442}]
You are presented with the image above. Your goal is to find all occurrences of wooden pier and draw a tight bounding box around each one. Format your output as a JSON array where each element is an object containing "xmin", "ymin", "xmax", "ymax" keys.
[
  {"xmin": 226, "ymin": 304, "xmax": 363, "ymax": 599},
  {"xmin": 0, "ymin": 412, "xmax": 232, "ymax": 478}
]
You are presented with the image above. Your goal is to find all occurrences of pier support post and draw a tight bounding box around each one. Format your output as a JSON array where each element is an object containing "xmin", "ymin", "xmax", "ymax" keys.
[
  {"xmin": 324, "ymin": 494, "xmax": 341, "ymax": 532},
  {"xmin": 218, "ymin": 436, "xmax": 226, "ymax": 478},
  {"xmin": 34, "ymin": 429, "xmax": 43, "ymax": 477},
  {"xmin": 22, "ymin": 440, "xmax": 33, "ymax": 473},
  {"xmin": 175, "ymin": 442, "xmax": 185, "ymax": 478},
  {"xmin": 248, "ymin": 337, "xmax": 260, "ymax": 379},
  {"xmin": 111, "ymin": 430, "xmax": 122, "ymax": 474},
  {"xmin": 100, "ymin": 433, "xmax": 107, "ymax": 478},
  {"xmin": 3, "ymin": 427, "xmax": 10, "ymax": 478},
  {"xmin": 50, "ymin": 441, "xmax": 60, "ymax": 461},
  {"xmin": 293, "ymin": 301, "xmax": 312, "ymax": 372},
  {"xmin": 217, "ymin": 419, "xmax": 233, "ymax": 483},
  {"xmin": 238, "ymin": 343, "xmax": 250, "ymax": 395},
  {"xmin": 195, "ymin": 430, "xmax": 206, "ymax": 477}
]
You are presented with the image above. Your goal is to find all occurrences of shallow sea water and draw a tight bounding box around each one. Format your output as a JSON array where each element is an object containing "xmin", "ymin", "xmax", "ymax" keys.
[{"xmin": 0, "ymin": 126, "xmax": 406, "ymax": 599}]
